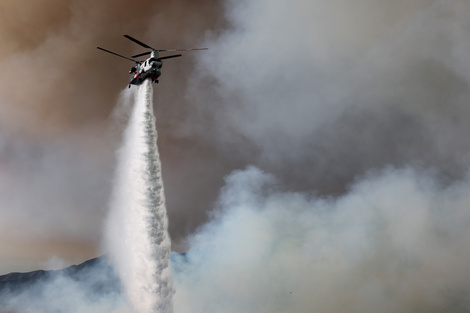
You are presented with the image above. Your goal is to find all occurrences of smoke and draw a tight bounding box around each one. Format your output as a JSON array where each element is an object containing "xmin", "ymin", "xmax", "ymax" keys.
[
  {"xmin": 0, "ymin": 81, "xmax": 174, "ymax": 313},
  {"xmin": 0, "ymin": 128, "xmax": 112, "ymax": 273},
  {"xmin": 0, "ymin": 257, "xmax": 126, "ymax": 313},
  {"xmin": 0, "ymin": 0, "xmax": 222, "ymax": 270},
  {"xmin": 186, "ymin": 0, "xmax": 470, "ymax": 193},
  {"xmin": 0, "ymin": 0, "xmax": 223, "ymax": 135},
  {"xmin": 171, "ymin": 166, "xmax": 470, "ymax": 313},
  {"xmin": 104, "ymin": 80, "xmax": 173, "ymax": 313},
  {"xmin": 3, "ymin": 0, "xmax": 470, "ymax": 311},
  {"xmin": 4, "ymin": 166, "xmax": 470, "ymax": 312},
  {"xmin": 169, "ymin": 0, "xmax": 470, "ymax": 312}
]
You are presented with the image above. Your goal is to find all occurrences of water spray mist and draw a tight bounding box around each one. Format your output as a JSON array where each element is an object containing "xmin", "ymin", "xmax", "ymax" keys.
[{"xmin": 105, "ymin": 79, "xmax": 173, "ymax": 313}]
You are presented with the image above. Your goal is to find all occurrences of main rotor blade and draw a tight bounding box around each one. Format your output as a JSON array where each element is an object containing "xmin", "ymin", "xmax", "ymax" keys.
[
  {"xmin": 157, "ymin": 54, "xmax": 182, "ymax": 61},
  {"xmin": 158, "ymin": 48, "xmax": 208, "ymax": 52},
  {"xmin": 97, "ymin": 47, "xmax": 139, "ymax": 63},
  {"xmin": 132, "ymin": 51, "xmax": 151, "ymax": 58},
  {"xmin": 124, "ymin": 35, "xmax": 155, "ymax": 50}
]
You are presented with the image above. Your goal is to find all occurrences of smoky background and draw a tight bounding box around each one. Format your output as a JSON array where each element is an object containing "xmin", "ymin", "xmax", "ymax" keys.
[{"xmin": 1, "ymin": 3, "xmax": 470, "ymax": 309}]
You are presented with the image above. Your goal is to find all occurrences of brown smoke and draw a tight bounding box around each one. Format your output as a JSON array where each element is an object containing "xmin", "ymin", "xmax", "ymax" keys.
[
  {"xmin": 0, "ymin": 0, "xmax": 224, "ymax": 269},
  {"xmin": 0, "ymin": 0, "xmax": 222, "ymax": 135}
]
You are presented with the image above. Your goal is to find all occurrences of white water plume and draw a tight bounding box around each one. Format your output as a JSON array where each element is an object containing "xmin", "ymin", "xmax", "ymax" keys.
[{"xmin": 104, "ymin": 79, "xmax": 173, "ymax": 313}]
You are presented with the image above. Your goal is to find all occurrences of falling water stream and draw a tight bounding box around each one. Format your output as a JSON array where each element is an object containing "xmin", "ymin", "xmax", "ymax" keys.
[{"xmin": 105, "ymin": 79, "xmax": 173, "ymax": 313}]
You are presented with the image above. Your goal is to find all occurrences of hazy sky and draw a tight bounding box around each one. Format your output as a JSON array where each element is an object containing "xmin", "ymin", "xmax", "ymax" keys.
[{"xmin": 1, "ymin": 0, "xmax": 470, "ymax": 282}]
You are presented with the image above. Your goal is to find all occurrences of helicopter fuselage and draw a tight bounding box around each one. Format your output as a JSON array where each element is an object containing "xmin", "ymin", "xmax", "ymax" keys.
[{"xmin": 129, "ymin": 54, "xmax": 163, "ymax": 86}]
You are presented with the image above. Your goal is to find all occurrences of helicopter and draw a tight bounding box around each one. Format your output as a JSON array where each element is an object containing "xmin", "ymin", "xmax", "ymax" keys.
[{"xmin": 97, "ymin": 35, "xmax": 207, "ymax": 88}]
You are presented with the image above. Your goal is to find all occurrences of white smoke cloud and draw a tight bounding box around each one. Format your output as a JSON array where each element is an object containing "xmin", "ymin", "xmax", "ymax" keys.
[
  {"xmin": 0, "ymin": 257, "xmax": 128, "ymax": 313},
  {"xmin": 173, "ymin": 166, "xmax": 470, "ymax": 313}
]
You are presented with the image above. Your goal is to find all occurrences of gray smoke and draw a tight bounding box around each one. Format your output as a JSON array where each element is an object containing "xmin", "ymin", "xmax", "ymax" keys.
[
  {"xmin": 184, "ymin": 0, "xmax": 470, "ymax": 194},
  {"xmin": 167, "ymin": 0, "xmax": 470, "ymax": 312},
  {"xmin": 171, "ymin": 166, "xmax": 470, "ymax": 313}
]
